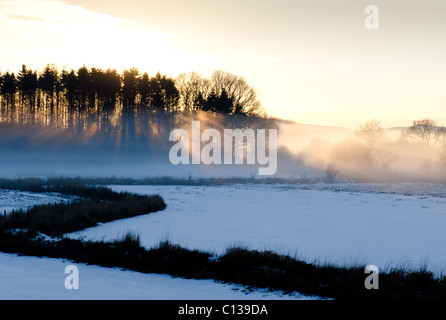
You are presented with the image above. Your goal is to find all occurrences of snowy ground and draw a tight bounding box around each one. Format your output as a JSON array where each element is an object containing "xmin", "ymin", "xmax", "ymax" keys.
[
  {"xmin": 0, "ymin": 252, "xmax": 317, "ymax": 300},
  {"xmin": 68, "ymin": 183, "xmax": 446, "ymax": 277},
  {"xmin": 0, "ymin": 189, "xmax": 77, "ymax": 215},
  {"xmin": 0, "ymin": 186, "xmax": 321, "ymax": 300},
  {"xmin": 3, "ymin": 182, "xmax": 446, "ymax": 299}
]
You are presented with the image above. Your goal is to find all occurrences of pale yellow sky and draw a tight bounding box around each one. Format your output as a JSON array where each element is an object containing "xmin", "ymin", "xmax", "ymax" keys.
[{"xmin": 1, "ymin": 0, "xmax": 445, "ymax": 129}]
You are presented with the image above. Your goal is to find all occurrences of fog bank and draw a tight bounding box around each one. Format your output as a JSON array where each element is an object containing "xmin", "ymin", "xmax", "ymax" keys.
[{"xmin": 1, "ymin": 114, "xmax": 445, "ymax": 182}]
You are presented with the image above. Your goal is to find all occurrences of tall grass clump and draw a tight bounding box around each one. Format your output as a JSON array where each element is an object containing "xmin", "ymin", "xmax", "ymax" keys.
[{"xmin": 0, "ymin": 182, "xmax": 166, "ymax": 236}]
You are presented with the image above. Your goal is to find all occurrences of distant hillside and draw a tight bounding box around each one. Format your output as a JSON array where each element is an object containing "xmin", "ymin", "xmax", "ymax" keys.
[{"xmin": 276, "ymin": 119, "xmax": 353, "ymax": 153}]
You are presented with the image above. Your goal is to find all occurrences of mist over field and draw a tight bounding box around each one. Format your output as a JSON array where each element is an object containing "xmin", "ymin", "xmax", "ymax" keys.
[
  {"xmin": 0, "ymin": 63, "xmax": 444, "ymax": 183},
  {"xmin": 0, "ymin": 113, "xmax": 291, "ymax": 178},
  {"xmin": 1, "ymin": 112, "xmax": 445, "ymax": 183}
]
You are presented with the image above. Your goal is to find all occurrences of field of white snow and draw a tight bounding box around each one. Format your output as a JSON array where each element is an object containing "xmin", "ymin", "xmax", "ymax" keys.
[
  {"xmin": 69, "ymin": 183, "xmax": 446, "ymax": 277},
  {"xmin": 0, "ymin": 187, "xmax": 320, "ymax": 300},
  {"xmin": 0, "ymin": 251, "xmax": 316, "ymax": 300},
  {"xmin": 2, "ymin": 182, "xmax": 446, "ymax": 300}
]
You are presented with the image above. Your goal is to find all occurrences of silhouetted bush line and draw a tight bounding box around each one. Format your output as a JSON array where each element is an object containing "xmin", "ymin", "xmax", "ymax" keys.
[
  {"xmin": 214, "ymin": 248, "xmax": 446, "ymax": 300},
  {"xmin": 1, "ymin": 230, "xmax": 446, "ymax": 300},
  {"xmin": 0, "ymin": 194, "xmax": 166, "ymax": 236},
  {"xmin": 0, "ymin": 176, "xmax": 321, "ymax": 188},
  {"xmin": 136, "ymin": 176, "xmax": 319, "ymax": 186},
  {"xmin": 0, "ymin": 178, "xmax": 166, "ymax": 235},
  {"xmin": 0, "ymin": 177, "xmax": 120, "ymax": 200}
]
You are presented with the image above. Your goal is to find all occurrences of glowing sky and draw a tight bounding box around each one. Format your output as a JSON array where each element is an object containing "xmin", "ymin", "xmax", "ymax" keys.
[{"xmin": 1, "ymin": 0, "xmax": 445, "ymax": 129}]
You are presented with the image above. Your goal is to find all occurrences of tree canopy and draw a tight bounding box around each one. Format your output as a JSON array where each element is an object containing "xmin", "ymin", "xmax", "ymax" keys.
[{"xmin": 0, "ymin": 65, "xmax": 264, "ymax": 129}]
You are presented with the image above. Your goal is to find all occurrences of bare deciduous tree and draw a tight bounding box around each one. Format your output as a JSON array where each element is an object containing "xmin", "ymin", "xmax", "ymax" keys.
[
  {"xmin": 353, "ymin": 119, "xmax": 394, "ymax": 166},
  {"xmin": 210, "ymin": 70, "xmax": 263, "ymax": 116},
  {"xmin": 354, "ymin": 119, "xmax": 385, "ymax": 148},
  {"xmin": 402, "ymin": 118, "xmax": 446, "ymax": 146},
  {"xmin": 324, "ymin": 163, "xmax": 339, "ymax": 183},
  {"xmin": 175, "ymin": 71, "xmax": 210, "ymax": 112}
]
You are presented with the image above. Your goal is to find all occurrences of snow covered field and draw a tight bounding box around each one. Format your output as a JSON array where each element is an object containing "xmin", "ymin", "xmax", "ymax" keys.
[
  {"xmin": 0, "ymin": 189, "xmax": 77, "ymax": 215},
  {"xmin": 0, "ymin": 252, "xmax": 316, "ymax": 300},
  {"xmin": 0, "ymin": 186, "xmax": 320, "ymax": 300},
  {"xmin": 69, "ymin": 183, "xmax": 446, "ymax": 277},
  {"xmin": 2, "ymin": 182, "xmax": 446, "ymax": 300}
]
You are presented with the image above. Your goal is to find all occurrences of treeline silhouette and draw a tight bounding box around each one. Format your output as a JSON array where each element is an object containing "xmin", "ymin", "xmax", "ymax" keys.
[{"xmin": 0, "ymin": 64, "xmax": 267, "ymax": 145}]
